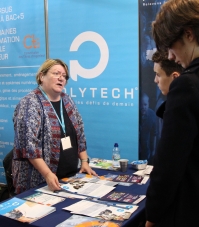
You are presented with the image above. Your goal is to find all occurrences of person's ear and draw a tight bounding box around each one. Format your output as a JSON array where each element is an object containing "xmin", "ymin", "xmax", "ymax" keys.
[
  {"xmin": 172, "ymin": 72, "xmax": 180, "ymax": 80},
  {"xmin": 40, "ymin": 73, "xmax": 44, "ymax": 82},
  {"xmin": 184, "ymin": 28, "xmax": 195, "ymax": 41}
]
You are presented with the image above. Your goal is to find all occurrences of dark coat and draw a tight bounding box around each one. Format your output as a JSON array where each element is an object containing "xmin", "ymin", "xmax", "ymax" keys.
[{"xmin": 145, "ymin": 58, "xmax": 199, "ymax": 227}]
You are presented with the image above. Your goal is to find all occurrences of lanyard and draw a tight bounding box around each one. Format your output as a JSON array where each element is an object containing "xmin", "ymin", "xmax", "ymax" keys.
[{"xmin": 39, "ymin": 86, "xmax": 66, "ymax": 136}]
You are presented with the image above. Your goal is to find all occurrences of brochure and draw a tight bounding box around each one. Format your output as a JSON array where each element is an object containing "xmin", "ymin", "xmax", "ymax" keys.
[
  {"xmin": 100, "ymin": 191, "xmax": 146, "ymax": 204},
  {"xmin": 61, "ymin": 173, "xmax": 118, "ymax": 187},
  {"xmin": 89, "ymin": 158, "xmax": 120, "ymax": 171},
  {"xmin": 56, "ymin": 214, "xmax": 123, "ymax": 227},
  {"xmin": 85, "ymin": 197, "xmax": 139, "ymax": 209},
  {"xmin": 0, "ymin": 197, "xmax": 56, "ymax": 223},
  {"xmin": 23, "ymin": 192, "xmax": 65, "ymax": 206},
  {"xmin": 61, "ymin": 182, "xmax": 115, "ymax": 198},
  {"xmin": 36, "ymin": 185, "xmax": 87, "ymax": 199},
  {"xmin": 63, "ymin": 200, "xmax": 138, "ymax": 222},
  {"xmin": 111, "ymin": 174, "xmax": 148, "ymax": 184}
]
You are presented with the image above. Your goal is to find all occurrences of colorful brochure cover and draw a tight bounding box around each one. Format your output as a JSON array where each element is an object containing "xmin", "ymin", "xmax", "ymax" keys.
[
  {"xmin": 36, "ymin": 185, "xmax": 87, "ymax": 199},
  {"xmin": 89, "ymin": 158, "xmax": 120, "ymax": 171},
  {"xmin": 60, "ymin": 182, "xmax": 115, "ymax": 198},
  {"xmin": 111, "ymin": 174, "xmax": 144, "ymax": 183},
  {"xmin": 61, "ymin": 173, "xmax": 118, "ymax": 187},
  {"xmin": 100, "ymin": 191, "xmax": 146, "ymax": 204},
  {"xmin": 63, "ymin": 200, "xmax": 138, "ymax": 222},
  {"xmin": 0, "ymin": 197, "xmax": 56, "ymax": 223},
  {"xmin": 56, "ymin": 214, "xmax": 123, "ymax": 227}
]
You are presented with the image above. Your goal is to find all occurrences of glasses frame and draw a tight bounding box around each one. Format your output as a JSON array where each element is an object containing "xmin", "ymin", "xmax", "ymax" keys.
[{"xmin": 48, "ymin": 70, "xmax": 69, "ymax": 80}]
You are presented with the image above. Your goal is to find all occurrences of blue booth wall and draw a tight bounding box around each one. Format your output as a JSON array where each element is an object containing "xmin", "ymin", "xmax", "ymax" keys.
[
  {"xmin": 0, "ymin": 1, "xmax": 46, "ymax": 183},
  {"xmin": 0, "ymin": 0, "xmax": 164, "ymax": 183}
]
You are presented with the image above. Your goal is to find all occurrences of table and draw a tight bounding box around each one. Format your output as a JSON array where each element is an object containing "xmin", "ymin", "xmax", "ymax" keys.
[{"xmin": 0, "ymin": 165, "xmax": 149, "ymax": 227}]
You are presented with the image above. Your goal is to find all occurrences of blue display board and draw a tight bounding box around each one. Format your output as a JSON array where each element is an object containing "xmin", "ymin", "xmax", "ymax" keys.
[
  {"xmin": 0, "ymin": 0, "xmax": 139, "ymax": 183},
  {"xmin": 48, "ymin": 0, "xmax": 139, "ymax": 161},
  {"xmin": 0, "ymin": 1, "xmax": 46, "ymax": 183}
]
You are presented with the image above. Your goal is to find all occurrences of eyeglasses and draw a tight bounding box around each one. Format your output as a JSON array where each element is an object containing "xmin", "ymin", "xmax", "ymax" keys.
[{"xmin": 49, "ymin": 71, "xmax": 69, "ymax": 80}]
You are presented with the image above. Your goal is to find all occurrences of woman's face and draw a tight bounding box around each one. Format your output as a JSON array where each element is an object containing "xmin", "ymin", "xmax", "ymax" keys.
[{"xmin": 40, "ymin": 64, "xmax": 67, "ymax": 100}]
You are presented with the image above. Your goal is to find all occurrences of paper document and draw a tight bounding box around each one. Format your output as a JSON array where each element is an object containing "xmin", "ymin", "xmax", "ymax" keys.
[
  {"xmin": 56, "ymin": 214, "xmax": 123, "ymax": 227},
  {"xmin": 36, "ymin": 185, "xmax": 87, "ymax": 199},
  {"xmin": 63, "ymin": 200, "xmax": 138, "ymax": 221},
  {"xmin": 23, "ymin": 192, "xmax": 65, "ymax": 206},
  {"xmin": 61, "ymin": 182, "xmax": 115, "ymax": 198}
]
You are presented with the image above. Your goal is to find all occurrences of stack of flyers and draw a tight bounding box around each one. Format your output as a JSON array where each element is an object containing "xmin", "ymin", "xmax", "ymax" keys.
[
  {"xmin": 60, "ymin": 182, "xmax": 115, "ymax": 198},
  {"xmin": 63, "ymin": 200, "xmax": 138, "ymax": 222},
  {"xmin": 89, "ymin": 158, "xmax": 120, "ymax": 171},
  {"xmin": 61, "ymin": 173, "xmax": 118, "ymax": 187},
  {"xmin": 111, "ymin": 174, "xmax": 148, "ymax": 184},
  {"xmin": 36, "ymin": 185, "xmax": 87, "ymax": 199},
  {"xmin": 23, "ymin": 192, "xmax": 65, "ymax": 206},
  {"xmin": 100, "ymin": 191, "xmax": 146, "ymax": 204},
  {"xmin": 56, "ymin": 214, "xmax": 123, "ymax": 227}
]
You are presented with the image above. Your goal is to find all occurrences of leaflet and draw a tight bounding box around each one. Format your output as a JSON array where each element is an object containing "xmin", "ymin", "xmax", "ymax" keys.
[
  {"xmin": 36, "ymin": 185, "xmax": 87, "ymax": 199},
  {"xmin": 61, "ymin": 173, "xmax": 118, "ymax": 187},
  {"xmin": 0, "ymin": 197, "xmax": 55, "ymax": 223},
  {"xmin": 111, "ymin": 174, "xmax": 148, "ymax": 184},
  {"xmin": 63, "ymin": 200, "xmax": 138, "ymax": 221},
  {"xmin": 23, "ymin": 192, "xmax": 65, "ymax": 206},
  {"xmin": 89, "ymin": 158, "xmax": 120, "ymax": 171},
  {"xmin": 61, "ymin": 182, "xmax": 115, "ymax": 198},
  {"xmin": 100, "ymin": 191, "xmax": 146, "ymax": 204},
  {"xmin": 56, "ymin": 214, "xmax": 123, "ymax": 227}
]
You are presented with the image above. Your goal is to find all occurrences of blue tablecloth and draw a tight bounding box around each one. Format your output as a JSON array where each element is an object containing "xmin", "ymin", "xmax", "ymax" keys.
[{"xmin": 0, "ymin": 165, "xmax": 149, "ymax": 227}]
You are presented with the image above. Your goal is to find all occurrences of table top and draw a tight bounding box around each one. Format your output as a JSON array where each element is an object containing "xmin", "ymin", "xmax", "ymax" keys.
[{"xmin": 0, "ymin": 165, "xmax": 149, "ymax": 227}]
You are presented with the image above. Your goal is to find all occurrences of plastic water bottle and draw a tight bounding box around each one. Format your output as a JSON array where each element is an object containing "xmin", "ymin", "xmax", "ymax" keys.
[{"xmin": 112, "ymin": 143, "xmax": 120, "ymax": 167}]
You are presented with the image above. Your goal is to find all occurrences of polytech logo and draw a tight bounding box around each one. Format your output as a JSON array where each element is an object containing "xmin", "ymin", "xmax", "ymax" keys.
[
  {"xmin": 69, "ymin": 31, "xmax": 109, "ymax": 81},
  {"xmin": 23, "ymin": 35, "xmax": 40, "ymax": 49}
]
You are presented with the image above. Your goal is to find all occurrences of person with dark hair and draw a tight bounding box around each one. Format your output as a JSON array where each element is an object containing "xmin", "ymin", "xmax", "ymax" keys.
[
  {"xmin": 12, "ymin": 59, "xmax": 97, "ymax": 194},
  {"xmin": 152, "ymin": 50, "xmax": 183, "ymax": 96},
  {"xmin": 152, "ymin": 50, "xmax": 184, "ymax": 147},
  {"xmin": 145, "ymin": 1, "xmax": 199, "ymax": 226}
]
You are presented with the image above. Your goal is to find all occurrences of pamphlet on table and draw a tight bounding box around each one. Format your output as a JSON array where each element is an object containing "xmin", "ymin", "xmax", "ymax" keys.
[
  {"xmin": 56, "ymin": 214, "xmax": 123, "ymax": 227},
  {"xmin": 89, "ymin": 158, "xmax": 120, "ymax": 171},
  {"xmin": 85, "ymin": 197, "xmax": 141, "ymax": 209},
  {"xmin": 61, "ymin": 173, "xmax": 118, "ymax": 187},
  {"xmin": 23, "ymin": 192, "xmax": 65, "ymax": 206},
  {"xmin": 112, "ymin": 174, "xmax": 143, "ymax": 183},
  {"xmin": 0, "ymin": 197, "xmax": 56, "ymax": 223},
  {"xmin": 36, "ymin": 185, "xmax": 87, "ymax": 199},
  {"xmin": 60, "ymin": 182, "xmax": 115, "ymax": 198},
  {"xmin": 100, "ymin": 191, "xmax": 146, "ymax": 204},
  {"xmin": 63, "ymin": 200, "xmax": 138, "ymax": 221}
]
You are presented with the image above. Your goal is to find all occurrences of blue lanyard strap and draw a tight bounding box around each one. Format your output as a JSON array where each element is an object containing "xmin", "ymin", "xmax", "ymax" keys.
[{"xmin": 39, "ymin": 86, "xmax": 66, "ymax": 136}]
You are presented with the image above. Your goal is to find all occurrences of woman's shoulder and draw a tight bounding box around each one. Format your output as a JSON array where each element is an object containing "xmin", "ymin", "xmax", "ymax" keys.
[{"xmin": 17, "ymin": 88, "xmax": 42, "ymax": 108}]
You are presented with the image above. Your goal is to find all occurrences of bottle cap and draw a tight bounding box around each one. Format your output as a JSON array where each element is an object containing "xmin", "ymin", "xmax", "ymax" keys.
[{"xmin": 114, "ymin": 143, "xmax": 118, "ymax": 147}]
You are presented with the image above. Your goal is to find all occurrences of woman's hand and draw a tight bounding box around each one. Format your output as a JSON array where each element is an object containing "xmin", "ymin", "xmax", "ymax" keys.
[
  {"xmin": 28, "ymin": 158, "xmax": 61, "ymax": 192},
  {"xmin": 79, "ymin": 162, "xmax": 98, "ymax": 176},
  {"xmin": 45, "ymin": 172, "xmax": 61, "ymax": 191}
]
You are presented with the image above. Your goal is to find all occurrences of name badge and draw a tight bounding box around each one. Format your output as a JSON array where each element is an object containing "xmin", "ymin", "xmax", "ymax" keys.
[{"xmin": 61, "ymin": 136, "xmax": 72, "ymax": 150}]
